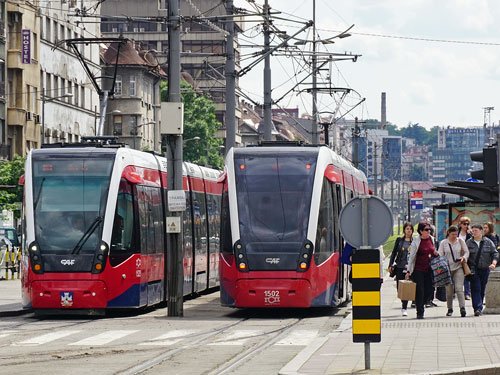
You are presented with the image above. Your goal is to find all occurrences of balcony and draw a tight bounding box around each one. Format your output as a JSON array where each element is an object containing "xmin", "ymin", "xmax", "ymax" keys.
[
  {"xmin": 7, "ymin": 49, "xmax": 22, "ymax": 69},
  {"xmin": 7, "ymin": 107, "xmax": 25, "ymax": 126}
]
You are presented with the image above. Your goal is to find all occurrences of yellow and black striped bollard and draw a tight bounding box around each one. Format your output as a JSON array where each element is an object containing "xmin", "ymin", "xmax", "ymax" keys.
[{"xmin": 352, "ymin": 249, "xmax": 381, "ymax": 343}]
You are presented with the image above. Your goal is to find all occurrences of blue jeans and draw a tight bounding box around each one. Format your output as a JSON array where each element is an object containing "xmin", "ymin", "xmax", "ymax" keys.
[
  {"xmin": 471, "ymin": 268, "xmax": 490, "ymax": 312},
  {"xmin": 464, "ymin": 279, "xmax": 470, "ymax": 296}
]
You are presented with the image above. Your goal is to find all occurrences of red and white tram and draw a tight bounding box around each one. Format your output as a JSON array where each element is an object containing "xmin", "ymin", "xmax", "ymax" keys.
[
  {"xmin": 219, "ymin": 144, "xmax": 368, "ymax": 308},
  {"xmin": 20, "ymin": 138, "xmax": 221, "ymax": 314}
]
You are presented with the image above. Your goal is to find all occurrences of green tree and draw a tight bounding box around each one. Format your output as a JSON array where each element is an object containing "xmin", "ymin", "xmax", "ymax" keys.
[
  {"xmin": 0, "ymin": 155, "xmax": 26, "ymax": 218},
  {"xmin": 161, "ymin": 81, "xmax": 224, "ymax": 169}
]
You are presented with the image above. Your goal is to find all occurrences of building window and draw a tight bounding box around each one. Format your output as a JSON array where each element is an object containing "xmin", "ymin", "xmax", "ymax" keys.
[
  {"xmin": 46, "ymin": 73, "xmax": 52, "ymax": 97},
  {"xmin": 33, "ymin": 32, "xmax": 38, "ymax": 59},
  {"xmin": 32, "ymin": 87, "xmax": 37, "ymax": 113},
  {"xmin": 115, "ymin": 75, "xmax": 122, "ymax": 96},
  {"xmin": 113, "ymin": 115, "xmax": 122, "ymax": 135},
  {"xmin": 53, "ymin": 20, "xmax": 58, "ymax": 43},
  {"xmin": 74, "ymin": 83, "xmax": 79, "ymax": 107},
  {"xmin": 81, "ymin": 86, "xmax": 85, "ymax": 109},
  {"xmin": 130, "ymin": 115, "xmax": 138, "ymax": 135},
  {"xmin": 129, "ymin": 76, "xmax": 136, "ymax": 96}
]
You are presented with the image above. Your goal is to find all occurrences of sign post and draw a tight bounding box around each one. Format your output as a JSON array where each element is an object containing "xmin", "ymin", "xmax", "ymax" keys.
[{"xmin": 339, "ymin": 195, "xmax": 392, "ymax": 370}]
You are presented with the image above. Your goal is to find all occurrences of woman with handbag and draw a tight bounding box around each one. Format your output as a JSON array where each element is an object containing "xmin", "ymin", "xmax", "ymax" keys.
[
  {"xmin": 406, "ymin": 222, "xmax": 439, "ymax": 319},
  {"xmin": 458, "ymin": 217, "xmax": 473, "ymax": 300},
  {"xmin": 438, "ymin": 225, "xmax": 469, "ymax": 317},
  {"xmin": 389, "ymin": 222, "xmax": 414, "ymax": 316}
]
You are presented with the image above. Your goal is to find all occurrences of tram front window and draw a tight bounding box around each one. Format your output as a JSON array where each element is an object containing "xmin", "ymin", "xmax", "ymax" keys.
[
  {"xmin": 32, "ymin": 156, "xmax": 114, "ymax": 254},
  {"xmin": 234, "ymin": 152, "xmax": 316, "ymax": 253}
]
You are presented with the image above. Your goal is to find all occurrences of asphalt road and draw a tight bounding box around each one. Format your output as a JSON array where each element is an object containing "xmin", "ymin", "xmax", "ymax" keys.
[{"xmin": 0, "ymin": 291, "xmax": 348, "ymax": 375}]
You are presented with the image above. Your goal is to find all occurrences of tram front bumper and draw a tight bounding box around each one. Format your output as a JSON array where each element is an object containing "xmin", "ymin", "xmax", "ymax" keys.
[
  {"xmin": 235, "ymin": 279, "xmax": 311, "ymax": 308},
  {"xmin": 31, "ymin": 280, "xmax": 108, "ymax": 309}
]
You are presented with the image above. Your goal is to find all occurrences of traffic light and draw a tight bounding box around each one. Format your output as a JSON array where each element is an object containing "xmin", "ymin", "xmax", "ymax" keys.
[{"xmin": 470, "ymin": 147, "xmax": 498, "ymax": 187}]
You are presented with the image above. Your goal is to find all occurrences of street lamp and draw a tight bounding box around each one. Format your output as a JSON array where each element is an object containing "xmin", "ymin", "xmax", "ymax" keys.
[
  {"xmin": 40, "ymin": 89, "xmax": 73, "ymax": 144},
  {"xmin": 183, "ymin": 136, "xmax": 200, "ymax": 144},
  {"xmin": 131, "ymin": 121, "xmax": 155, "ymax": 150}
]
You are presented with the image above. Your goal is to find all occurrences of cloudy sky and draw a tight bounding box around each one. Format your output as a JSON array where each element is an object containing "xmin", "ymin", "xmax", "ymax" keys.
[{"xmin": 233, "ymin": 0, "xmax": 500, "ymax": 129}]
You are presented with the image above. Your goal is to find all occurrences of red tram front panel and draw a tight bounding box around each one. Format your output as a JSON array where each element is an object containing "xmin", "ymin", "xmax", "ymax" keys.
[{"xmin": 219, "ymin": 146, "xmax": 366, "ymax": 308}]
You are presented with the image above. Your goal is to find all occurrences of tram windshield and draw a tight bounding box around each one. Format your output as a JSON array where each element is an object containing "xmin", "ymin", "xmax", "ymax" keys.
[
  {"xmin": 234, "ymin": 151, "xmax": 317, "ymax": 253},
  {"xmin": 32, "ymin": 153, "xmax": 114, "ymax": 254}
]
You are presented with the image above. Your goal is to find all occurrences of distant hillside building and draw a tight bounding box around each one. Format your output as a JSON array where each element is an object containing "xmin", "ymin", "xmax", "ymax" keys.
[{"xmin": 431, "ymin": 126, "xmax": 486, "ymax": 183}]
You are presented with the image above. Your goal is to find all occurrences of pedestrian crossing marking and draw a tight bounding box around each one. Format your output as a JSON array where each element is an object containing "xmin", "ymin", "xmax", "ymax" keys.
[
  {"xmin": 208, "ymin": 330, "xmax": 261, "ymax": 346},
  {"xmin": 140, "ymin": 330, "xmax": 197, "ymax": 346},
  {"xmin": 68, "ymin": 330, "xmax": 138, "ymax": 346},
  {"xmin": 275, "ymin": 330, "xmax": 318, "ymax": 346},
  {"xmin": 13, "ymin": 330, "xmax": 82, "ymax": 346}
]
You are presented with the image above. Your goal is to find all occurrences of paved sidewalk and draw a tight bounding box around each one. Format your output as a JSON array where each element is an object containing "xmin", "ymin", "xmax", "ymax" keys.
[
  {"xmin": 281, "ymin": 274, "xmax": 500, "ymax": 375},
  {"xmin": 0, "ymin": 278, "xmax": 30, "ymax": 316}
]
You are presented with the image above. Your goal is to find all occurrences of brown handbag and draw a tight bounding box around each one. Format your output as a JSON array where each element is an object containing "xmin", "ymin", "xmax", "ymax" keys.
[
  {"xmin": 459, "ymin": 242, "xmax": 472, "ymax": 276},
  {"xmin": 450, "ymin": 241, "xmax": 472, "ymax": 276}
]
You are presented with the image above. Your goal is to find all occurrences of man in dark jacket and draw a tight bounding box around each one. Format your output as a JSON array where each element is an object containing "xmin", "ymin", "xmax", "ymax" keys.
[{"xmin": 466, "ymin": 224, "xmax": 499, "ymax": 316}]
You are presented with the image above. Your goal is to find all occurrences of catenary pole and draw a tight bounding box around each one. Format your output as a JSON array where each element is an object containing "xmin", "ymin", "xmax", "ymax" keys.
[
  {"xmin": 263, "ymin": 0, "xmax": 272, "ymax": 141},
  {"xmin": 167, "ymin": 0, "xmax": 184, "ymax": 317},
  {"xmin": 311, "ymin": 0, "xmax": 318, "ymax": 144},
  {"xmin": 224, "ymin": 0, "xmax": 236, "ymax": 154}
]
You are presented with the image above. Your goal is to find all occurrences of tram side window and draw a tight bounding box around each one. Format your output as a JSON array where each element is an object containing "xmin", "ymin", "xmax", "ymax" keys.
[
  {"xmin": 110, "ymin": 178, "xmax": 137, "ymax": 265},
  {"xmin": 151, "ymin": 187, "xmax": 163, "ymax": 254},
  {"xmin": 208, "ymin": 194, "xmax": 221, "ymax": 253},
  {"xmin": 220, "ymin": 182, "xmax": 232, "ymax": 255},
  {"xmin": 192, "ymin": 191, "xmax": 208, "ymax": 255},
  {"xmin": 314, "ymin": 178, "xmax": 334, "ymax": 265},
  {"xmin": 332, "ymin": 184, "xmax": 340, "ymax": 253},
  {"xmin": 136, "ymin": 186, "xmax": 149, "ymax": 254},
  {"xmin": 183, "ymin": 191, "xmax": 193, "ymax": 255}
]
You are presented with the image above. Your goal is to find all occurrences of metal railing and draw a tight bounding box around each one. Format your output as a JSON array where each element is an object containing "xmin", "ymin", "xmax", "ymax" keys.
[{"xmin": 0, "ymin": 247, "xmax": 21, "ymax": 280}]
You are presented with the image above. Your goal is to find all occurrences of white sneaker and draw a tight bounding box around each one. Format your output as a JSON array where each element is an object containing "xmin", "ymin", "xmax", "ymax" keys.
[{"xmin": 402, "ymin": 309, "xmax": 408, "ymax": 316}]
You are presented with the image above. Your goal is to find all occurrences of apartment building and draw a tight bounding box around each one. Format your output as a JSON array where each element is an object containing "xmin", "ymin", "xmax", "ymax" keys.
[
  {"xmin": 101, "ymin": 40, "xmax": 164, "ymax": 151},
  {"xmin": 39, "ymin": 0, "xmax": 101, "ymax": 144},
  {"xmin": 0, "ymin": 0, "xmax": 6, "ymax": 159},
  {"xmin": 100, "ymin": 0, "xmax": 242, "ymax": 143},
  {"xmin": 6, "ymin": 0, "xmax": 39, "ymax": 157}
]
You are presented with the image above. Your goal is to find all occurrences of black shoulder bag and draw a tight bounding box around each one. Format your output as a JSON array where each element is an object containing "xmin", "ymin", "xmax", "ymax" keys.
[{"xmin": 466, "ymin": 241, "xmax": 483, "ymax": 282}]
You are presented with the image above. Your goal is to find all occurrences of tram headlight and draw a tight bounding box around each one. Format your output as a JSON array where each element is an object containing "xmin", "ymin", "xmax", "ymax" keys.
[
  {"xmin": 28, "ymin": 241, "xmax": 43, "ymax": 274},
  {"xmin": 239, "ymin": 262, "xmax": 247, "ymax": 270},
  {"xmin": 233, "ymin": 241, "xmax": 249, "ymax": 273},
  {"xmin": 297, "ymin": 240, "xmax": 313, "ymax": 272},
  {"xmin": 92, "ymin": 241, "xmax": 108, "ymax": 274}
]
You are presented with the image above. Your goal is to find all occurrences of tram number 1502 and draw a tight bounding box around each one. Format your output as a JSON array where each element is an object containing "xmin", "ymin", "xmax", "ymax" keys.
[{"xmin": 264, "ymin": 290, "xmax": 280, "ymax": 305}]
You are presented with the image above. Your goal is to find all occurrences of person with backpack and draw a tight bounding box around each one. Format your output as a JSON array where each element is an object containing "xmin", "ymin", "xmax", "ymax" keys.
[
  {"xmin": 389, "ymin": 222, "xmax": 414, "ymax": 316},
  {"xmin": 466, "ymin": 224, "xmax": 499, "ymax": 316},
  {"xmin": 406, "ymin": 222, "xmax": 439, "ymax": 319},
  {"xmin": 438, "ymin": 225, "xmax": 469, "ymax": 317}
]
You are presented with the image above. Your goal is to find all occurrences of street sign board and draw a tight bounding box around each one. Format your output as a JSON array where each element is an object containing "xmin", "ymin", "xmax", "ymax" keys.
[
  {"xmin": 410, "ymin": 191, "xmax": 423, "ymax": 210},
  {"xmin": 167, "ymin": 190, "xmax": 186, "ymax": 212},
  {"xmin": 339, "ymin": 195, "xmax": 393, "ymax": 249}
]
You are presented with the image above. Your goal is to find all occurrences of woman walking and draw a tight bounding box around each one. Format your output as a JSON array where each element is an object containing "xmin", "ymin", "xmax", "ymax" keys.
[
  {"xmin": 458, "ymin": 217, "xmax": 473, "ymax": 300},
  {"xmin": 466, "ymin": 224, "xmax": 498, "ymax": 316},
  {"xmin": 389, "ymin": 222, "xmax": 414, "ymax": 316},
  {"xmin": 483, "ymin": 222, "xmax": 499, "ymax": 248},
  {"xmin": 438, "ymin": 225, "xmax": 469, "ymax": 317},
  {"xmin": 406, "ymin": 222, "xmax": 439, "ymax": 319}
]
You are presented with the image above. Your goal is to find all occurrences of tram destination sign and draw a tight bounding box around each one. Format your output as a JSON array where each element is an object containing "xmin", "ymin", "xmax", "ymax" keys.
[{"xmin": 167, "ymin": 190, "xmax": 186, "ymax": 212}]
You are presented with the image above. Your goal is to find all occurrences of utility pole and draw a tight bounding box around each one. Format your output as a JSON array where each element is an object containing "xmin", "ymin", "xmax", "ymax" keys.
[
  {"xmin": 352, "ymin": 117, "xmax": 360, "ymax": 168},
  {"xmin": 311, "ymin": 0, "xmax": 318, "ymax": 144},
  {"xmin": 262, "ymin": 0, "xmax": 272, "ymax": 141},
  {"xmin": 373, "ymin": 142, "xmax": 378, "ymax": 196},
  {"xmin": 390, "ymin": 169, "xmax": 394, "ymax": 235},
  {"xmin": 380, "ymin": 152, "xmax": 384, "ymax": 200},
  {"xmin": 224, "ymin": 0, "xmax": 236, "ymax": 153},
  {"xmin": 166, "ymin": 0, "xmax": 184, "ymax": 317},
  {"xmin": 397, "ymin": 177, "xmax": 401, "ymax": 235}
]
